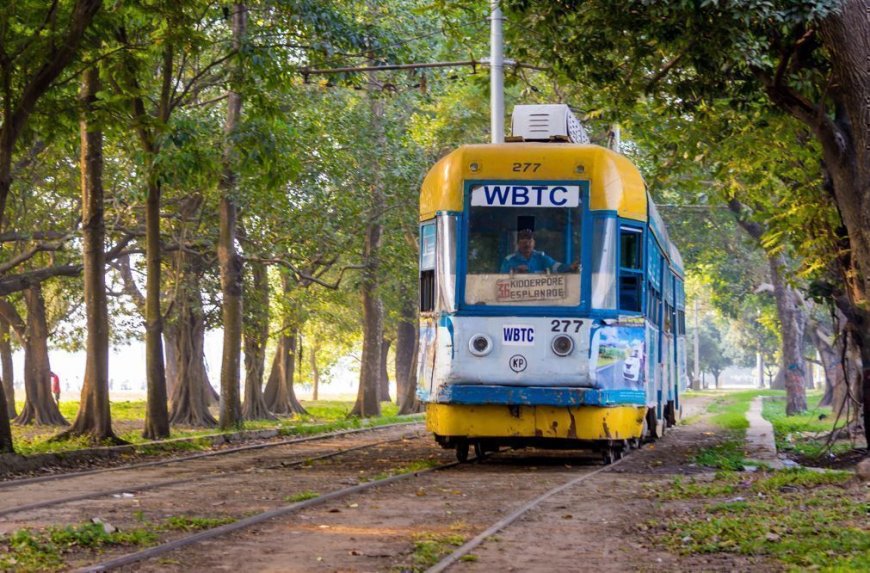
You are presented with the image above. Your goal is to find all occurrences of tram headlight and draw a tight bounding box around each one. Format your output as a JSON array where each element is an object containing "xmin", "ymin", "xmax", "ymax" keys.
[
  {"xmin": 469, "ymin": 334, "xmax": 493, "ymax": 356},
  {"xmin": 551, "ymin": 335, "xmax": 574, "ymax": 357}
]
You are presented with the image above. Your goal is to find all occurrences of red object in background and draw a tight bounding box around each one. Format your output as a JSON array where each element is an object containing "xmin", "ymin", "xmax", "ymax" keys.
[{"xmin": 51, "ymin": 372, "xmax": 60, "ymax": 394}]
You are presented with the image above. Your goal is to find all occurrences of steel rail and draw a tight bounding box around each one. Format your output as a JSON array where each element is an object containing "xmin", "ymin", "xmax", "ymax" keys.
[
  {"xmin": 425, "ymin": 456, "xmax": 627, "ymax": 573},
  {"xmin": 0, "ymin": 432, "xmax": 424, "ymax": 518},
  {"xmin": 0, "ymin": 420, "xmax": 423, "ymax": 489},
  {"xmin": 75, "ymin": 458, "xmax": 462, "ymax": 572}
]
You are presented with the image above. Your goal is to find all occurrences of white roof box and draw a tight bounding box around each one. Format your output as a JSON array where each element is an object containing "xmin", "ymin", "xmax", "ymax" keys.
[{"xmin": 511, "ymin": 104, "xmax": 590, "ymax": 144}]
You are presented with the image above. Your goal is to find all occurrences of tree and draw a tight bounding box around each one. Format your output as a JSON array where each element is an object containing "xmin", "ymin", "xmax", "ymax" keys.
[
  {"xmin": 242, "ymin": 260, "xmax": 274, "ymax": 420},
  {"xmin": 500, "ymin": 0, "xmax": 869, "ymax": 438},
  {"xmin": 217, "ymin": 2, "xmax": 248, "ymax": 430},
  {"xmin": 350, "ymin": 68, "xmax": 386, "ymax": 419},
  {"xmin": 58, "ymin": 66, "xmax": 118, "ymax": 442},
  {"xmin": 0, "ymin": 316, "xmax": 15, "ymax": 419},
  {"xmin": 696, "ymin": 320, "xmax": 733, "ymax": 389}
]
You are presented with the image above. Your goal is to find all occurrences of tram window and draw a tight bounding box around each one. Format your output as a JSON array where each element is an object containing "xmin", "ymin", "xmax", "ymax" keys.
[
  {"xmin": 618, "ymin": 227, "xmax": 643, "ymax": 313},
  {"xmin": 591, "ymin": 218, "xmax": 617, "ymax": 309},
  {"xmin": 620, "ymin": 275, "xmax": 642, "ymax": 312},
  {"xmin": 620, "ymin": 228, "xmax": 642, "ymax": 270},
  {"xmin": 464, "ymin": 201, "xmax": 581, "ymax": 307},
  {"xmin": 421, "ymin": 270, "xmax": 435, "ymax": 312}
]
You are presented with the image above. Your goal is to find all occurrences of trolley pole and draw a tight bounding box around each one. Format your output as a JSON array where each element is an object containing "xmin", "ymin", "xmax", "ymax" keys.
[{"xmin": 490, "ymin": 0, "xmax": 505, "ymax": 144}]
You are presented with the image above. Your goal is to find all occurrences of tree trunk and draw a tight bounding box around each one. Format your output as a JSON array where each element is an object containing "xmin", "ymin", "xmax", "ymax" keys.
[
  {"xmin": 167, "ymin": 241, "xmax": 216, "ymax": 427},
  {"xmin": 0, "ymin": 314, "xmax": 13, "ymax": 452},
  {"xmin": 794, "ymin": 2, "xmax": 870, "ymax": 442},
  {"xmin": 0, "ymin": 316, "xmax": 16, "ymax": 418},
  {"xmin": 396, "ymin": 295, "xmax": 420, "ymax": 414},
  {"xmin": 378, "ymin": 338, "xmax": 392, "ymax": 403},
  {"xmin": 58, "ymin": 66, "xmax": 118, "ymax": 442},
  {"xmin": 264, "ymin": 327, "xmax": 307, "ymax": 415},
  {"xmin": 168, "ymin": 280, "xmax": 217, "ymax": 427},
  {"xmin": 242, "ymin": 261, "xmax": 273, "ymax": 420},
  {"xmin": 0, "ymin": 379, "xmax": 11, "ymax": 453},
  {"xmin": 309, "ymin": 342, "xmax": 320, "ymax": 401},
  {"xmin": 163, "ymin": 326, "xmax": 179, "ymax": 399},
  {"xmin": 768, "ymin": 253, "xmax": 808, "ymax": 414},
  {"xmin": 15, "ymin": 284, "xmax": 67, "ymax": 425},
  {"xmin": 808, "ymin": 318, "xmax": 850, "ymax": 415},
  {"xmin": 351, "ymin": 66, "xmax": 385, "ymax": 419},
  {"xmin": 216, "ymin": 2, "xmax": 247, "ymax": 431}
]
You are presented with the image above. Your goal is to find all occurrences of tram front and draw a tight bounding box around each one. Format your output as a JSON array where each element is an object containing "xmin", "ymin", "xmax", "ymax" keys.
[{"xmin": 417, "ymin": 111, "xmax": 650, "ymax": 461}]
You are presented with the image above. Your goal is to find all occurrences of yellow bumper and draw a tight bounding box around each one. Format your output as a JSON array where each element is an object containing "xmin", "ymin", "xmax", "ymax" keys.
[{"xmin": 426, "ymin": 403, "xmax": 645, "ymax": 441}]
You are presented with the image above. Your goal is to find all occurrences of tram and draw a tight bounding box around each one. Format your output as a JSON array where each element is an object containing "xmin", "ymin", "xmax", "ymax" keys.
[{"xmin": 416, "ymin": 104, "xmax": 687, "ymax": 462}]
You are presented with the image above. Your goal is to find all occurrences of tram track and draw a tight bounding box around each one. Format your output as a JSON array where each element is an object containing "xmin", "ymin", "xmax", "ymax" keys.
[
  {"xmin": 68, "ymin": 446, "xmax": 628, "ymax": 572},
  {"xmin": 0, "ymin": 432, "xmax": 424, "ymax": 519},
  {"xmin": 1, "ymin": 426, "xmax": 645, "ymax": 572},
  {"xmin": 75, "ymin": 458, "xmax": 464, "ymax": 572},
  {"xmin": 0, "ymin": 420, "xmax": 423, "ymax": 489}
]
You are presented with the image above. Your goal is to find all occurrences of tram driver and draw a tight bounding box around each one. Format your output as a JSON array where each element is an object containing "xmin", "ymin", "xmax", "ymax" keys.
[{"xmin": 500, "ymin": 229, "xmax": 579, "ymax": 274}]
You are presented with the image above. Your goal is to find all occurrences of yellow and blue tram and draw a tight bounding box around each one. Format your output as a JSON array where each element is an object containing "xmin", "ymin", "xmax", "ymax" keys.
[{"xmin": 416, "ymin": 105, "xmax": 687, "ymax": 462}]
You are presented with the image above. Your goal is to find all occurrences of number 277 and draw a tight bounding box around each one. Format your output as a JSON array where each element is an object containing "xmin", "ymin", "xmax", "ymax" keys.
[
  {"xmin": 512, "ymin": 162, "xmax": 541, "ymax": 172},
  {"xmin": 551, "ymin": 319, "xmax": 583, "ymax": 333}
]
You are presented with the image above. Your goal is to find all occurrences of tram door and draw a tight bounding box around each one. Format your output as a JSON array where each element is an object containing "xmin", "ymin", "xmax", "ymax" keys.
[{"xmin": 661, "ymin": 268, "xmax": 675, "ymax": 423}]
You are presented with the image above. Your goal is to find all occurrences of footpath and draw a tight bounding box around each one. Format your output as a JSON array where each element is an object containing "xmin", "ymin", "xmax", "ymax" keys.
[{"xmin": 743, "ymin": 396, "xmax": 785, "ymax": 469}]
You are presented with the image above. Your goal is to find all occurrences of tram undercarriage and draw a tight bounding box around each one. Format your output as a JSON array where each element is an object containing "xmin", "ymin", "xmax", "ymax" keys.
[{"xmin": 428, "ymin": 402, "xmax": 662, "ymax": 463}]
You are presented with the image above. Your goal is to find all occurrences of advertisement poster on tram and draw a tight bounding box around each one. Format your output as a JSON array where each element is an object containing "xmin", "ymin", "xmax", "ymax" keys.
[{"xmin": 589, "ymin": 319, "xmax": 646, "ymax": 389}]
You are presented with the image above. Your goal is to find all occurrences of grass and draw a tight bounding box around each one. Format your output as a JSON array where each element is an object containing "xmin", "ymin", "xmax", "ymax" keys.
[
  {"xmin": 7, "ymin": 400, "xmax": 422, "ymax": 457},
  {"xmin": 0, "ymin": 514, "xmax": 238, "ymax": 571},
  {"xmin": 706, "ymin": 389, "xmax": 781, "ymax": 432},
  {"xmin": 0, "ymin": 522, "xmax": 157, "ymax": 572},
  {"xmin": 285, "ymin": 491, "xmax": 320, "ymax": 502},
  {"xmin": 363, "ymin": 459, "xmax": 441, "ymax": 482},
  {"xmin": 408, "ymin": 527, "xmax": 468, "ymax": 571},
  {"xmin": 693, "ymin": 440, "xmax": 748, "ymax": 471},
  {"xmin": 761, "ymin": 392, "xmax": 853, "ymax": 458},
  {"xmin": 160, "ymin": 516, "xmax": 235, "ymax": 532},
  {"xmin": 689, "ymin": 390, "xmax": 782, "ymax": 472},
  {"xmin": 655, "ymin": 468, "xmax": 865, "ymax": 572}
]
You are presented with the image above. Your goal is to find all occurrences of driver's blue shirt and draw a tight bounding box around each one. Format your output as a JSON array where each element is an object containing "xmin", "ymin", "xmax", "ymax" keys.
[{"xmin": 500, "ymin": 250, "xmax": 569, "ymax": 273}]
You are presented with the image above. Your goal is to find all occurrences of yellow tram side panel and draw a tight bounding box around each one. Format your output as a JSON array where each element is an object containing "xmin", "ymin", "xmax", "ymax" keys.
[
  {"xmin": 420, "ymin": 144, "xmax": 647, "ymax": 222},
  {"xmin": 426, "ymin": 403, "xmax": 646, "ymax": 441}
]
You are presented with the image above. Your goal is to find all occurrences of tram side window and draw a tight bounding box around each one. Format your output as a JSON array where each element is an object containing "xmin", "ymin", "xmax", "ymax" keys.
[
  {"xmin": 619, "ymin": 227, "xmax": 643, "ymax": 312},
  {"xmin": 677, "ymin": 309, "xmax": 686, "ymax": 335},
  {"xmin": 420, "ymin": 222, "xmax": 436, "ymax": 312},
  {"xmin": 647, "ymin": 285, "xmax": 662, "ymax": 325}
]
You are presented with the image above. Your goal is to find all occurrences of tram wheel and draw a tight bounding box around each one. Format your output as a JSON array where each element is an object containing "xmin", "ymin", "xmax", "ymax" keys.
[
  {"xmin": 603, "ymin": 444, "xmax": 623, "ymax": 465},
  {"xmin": 473, "ymin": 441, "xmax": 484, "ymax": 460},
  {"xmin": 455, "ymin": 440, "xmax": 469, "ymax": 463}
]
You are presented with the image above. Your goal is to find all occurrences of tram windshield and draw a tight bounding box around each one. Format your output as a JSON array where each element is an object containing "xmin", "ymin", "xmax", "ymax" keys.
[{"xmin": 464, "ymin": 183, "xmax": 582, "ymax": 307}]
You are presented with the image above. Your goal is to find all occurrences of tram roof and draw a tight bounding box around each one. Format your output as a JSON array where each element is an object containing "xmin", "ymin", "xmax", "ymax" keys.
[{"xmin": 419, "ymin": 143, "xmax": 647, "ymax": 222}]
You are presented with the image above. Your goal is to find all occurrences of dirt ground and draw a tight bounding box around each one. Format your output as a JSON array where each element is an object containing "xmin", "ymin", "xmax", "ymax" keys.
[
  {"xmin": 129, "ymin": 394, "xmax": 779, "ymax": 572},
  {"xmin": 2, "ymin": 394, "xmax": 860, "ymax": 572}
]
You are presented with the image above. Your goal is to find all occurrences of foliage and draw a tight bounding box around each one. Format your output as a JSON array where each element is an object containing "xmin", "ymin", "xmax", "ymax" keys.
[
  {"xmin": 694, "ymin": 440, "xmax": 746, "ymax": 471},
  {"xmin": 762, "ymin": 392, "xmax": 852, "ymax": 458},
  {"xmin": 706, "ymin": 390, "xmax": 780, "ymax": 432},
  {"xmin": 285, "ymin": 491, "xmax": 320, "ymax": 502},
  {"xmin": 656, "ymin": 469, "xmax": 865, "ymax": 572},
  {"xmin": 409, "ymin": 526, "xmax": 468, "ymax": 571},
  {"xmin": 0, "ymin": 522, "xmax": 157, "ymax": 572},
  {"xmin": 10, "ymin": 399, "xmax": 420, "ymax": 456},
  {"xmin": 161, "ymin": 515, "xmax": 235, "ymax": 532}
]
